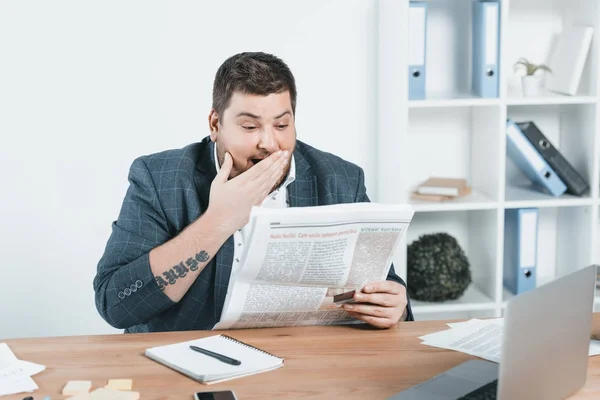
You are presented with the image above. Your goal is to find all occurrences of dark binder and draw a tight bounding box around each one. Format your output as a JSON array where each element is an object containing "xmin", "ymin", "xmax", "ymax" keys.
[{"xmin": 516, "ymin": 121, "xmax": 589, "ymax": 196}]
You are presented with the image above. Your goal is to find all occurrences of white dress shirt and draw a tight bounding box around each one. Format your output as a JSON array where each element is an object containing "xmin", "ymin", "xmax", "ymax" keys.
[{"xmin": 213, "ymin": 143, "xmax": 296, "ymax": 276}]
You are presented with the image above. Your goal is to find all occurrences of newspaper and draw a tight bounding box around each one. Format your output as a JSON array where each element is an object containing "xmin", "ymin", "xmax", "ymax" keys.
[{"xmin": 213, "ymin": 203, "xmax": 414, "ymax": 330}]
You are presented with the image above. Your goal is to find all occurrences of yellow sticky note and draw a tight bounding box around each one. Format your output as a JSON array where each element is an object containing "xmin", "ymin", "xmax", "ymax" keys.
[
  {"xmin": 106, "ymin": 379, "xmax": 133, "ymax": 391},
  {"xmin": 66, "ymin": 394, "xmax": 93, "ymax": 400},
  {"xmin": 90, "ymin": 388, "xmax": 140, "ymax": 400},
  {"xmin": 62, "ymin": 380, "xmax": 92, "ymax": 396}
]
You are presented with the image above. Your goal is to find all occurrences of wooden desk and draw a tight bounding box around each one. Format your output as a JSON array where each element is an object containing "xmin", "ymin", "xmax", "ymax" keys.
[{"xmin": 4, "ymin": 314, "xmax": 600, "ymax": 399}]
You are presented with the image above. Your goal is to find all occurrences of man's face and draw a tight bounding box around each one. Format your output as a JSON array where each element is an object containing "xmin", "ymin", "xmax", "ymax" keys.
[{"xmin": 209, "ymin": 91, "xmax": 296, "ymax": 183}]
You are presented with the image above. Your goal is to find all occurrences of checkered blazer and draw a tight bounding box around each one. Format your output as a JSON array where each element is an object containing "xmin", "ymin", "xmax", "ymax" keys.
[{"xmin": 94, "ymin": 137, "xmax": 414, "ymax": 333}]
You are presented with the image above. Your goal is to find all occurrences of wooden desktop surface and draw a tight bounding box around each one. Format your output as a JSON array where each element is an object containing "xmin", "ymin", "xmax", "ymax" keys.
[{"xmin": 4, "ymin": 313, "xmax": 600, "ymax": 399}]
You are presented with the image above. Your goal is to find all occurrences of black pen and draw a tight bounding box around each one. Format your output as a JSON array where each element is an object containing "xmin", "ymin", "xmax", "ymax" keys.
[{"xmin": 189, "ymin": 345, "xmax": 242, "ymax": 366}]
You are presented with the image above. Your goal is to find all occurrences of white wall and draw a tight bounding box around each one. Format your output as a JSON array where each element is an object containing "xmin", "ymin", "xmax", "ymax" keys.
[{"xmin": 0, "ymin": 0, "xmax": 379, "ymax": 339}]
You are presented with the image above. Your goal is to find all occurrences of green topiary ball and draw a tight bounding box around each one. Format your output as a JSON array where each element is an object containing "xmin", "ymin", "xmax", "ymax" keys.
[{"xmin": 407, "ymin": 232, "xmax": 471, "ymax": 302}]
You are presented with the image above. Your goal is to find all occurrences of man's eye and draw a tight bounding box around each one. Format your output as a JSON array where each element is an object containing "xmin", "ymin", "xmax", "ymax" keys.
[
  {"xmin": 243, "ymin": 126, "xmax": 256, "ymax": 131},
  {"xmin": 277, "ymin": 124, "xmax": 288, "ymax": 129}
]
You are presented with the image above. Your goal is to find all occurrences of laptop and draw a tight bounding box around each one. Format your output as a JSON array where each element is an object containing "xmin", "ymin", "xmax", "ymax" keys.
[{"xmin": 389, "ymin": 264, "xmax": 597, "ymax": 400}]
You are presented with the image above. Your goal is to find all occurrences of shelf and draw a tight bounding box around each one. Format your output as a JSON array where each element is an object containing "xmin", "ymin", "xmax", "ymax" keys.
[
  {"xmin": 594, "ymin": 286, "xmax": 600, "ymax": 304},
  {"xmin": 506, "ymin": 89, "xmax": 597, "ymax": 106},
  {"xmin": 502, "ymin": 276, "xmax": 554, "ymax": 306},
  {"xmin": 409, "ymin": 189, "xmax": 498, "ymax": 212},
  {"xmin": 378, "ymin": 0, "xmax": 600, "ymax": 321},
  {"xmin": 504, "ymin": 0, "xmax": 598, "ymax": 99},
  {"xmin": 411, "ymin": 285, "xmax": 496, "ymax": 314},
  {"xmin": 405, "ymin": 106, "xmax": 502, "ymax": 205},
  {"xmin": 408, "ymin": 91, "xmax": 501, "ymax": 108},
  {"xmin": 504, "ymin": 185, "xmax": 593, "ymax": 209}
]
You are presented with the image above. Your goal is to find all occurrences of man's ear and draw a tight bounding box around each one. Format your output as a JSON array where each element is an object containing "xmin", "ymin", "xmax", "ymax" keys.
[{"xmin": 208, "ymin": 109, "xmax": 220, "ymax": 142}]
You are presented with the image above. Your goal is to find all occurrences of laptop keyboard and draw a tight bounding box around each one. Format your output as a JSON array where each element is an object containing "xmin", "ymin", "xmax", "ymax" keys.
[{"xmin": 457, "ymin": 379, "xmax": 498, "ymax": 400}]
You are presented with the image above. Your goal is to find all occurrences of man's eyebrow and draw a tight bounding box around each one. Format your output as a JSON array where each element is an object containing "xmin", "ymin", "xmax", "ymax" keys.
[
  {"xmin": 273, "ymin": 110, "xmax": 292, "ymax": 120},
  {"xmin": 236, "ymin": 112, "xmax": 261, "ymax": 119},
  {"xmin": 235, "ymin": 110, "xmax": 292, "ymax": 120}
]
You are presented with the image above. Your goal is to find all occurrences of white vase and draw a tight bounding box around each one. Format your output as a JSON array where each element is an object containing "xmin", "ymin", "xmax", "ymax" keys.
[{"xmin": 521, "ymin": 75, "xmax": 543, "ymax": 96}]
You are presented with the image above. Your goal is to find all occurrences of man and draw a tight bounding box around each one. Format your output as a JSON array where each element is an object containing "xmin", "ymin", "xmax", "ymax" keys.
[{"xmin": 94, "ymin": 52, "xmax": 413, "ymax": 333}]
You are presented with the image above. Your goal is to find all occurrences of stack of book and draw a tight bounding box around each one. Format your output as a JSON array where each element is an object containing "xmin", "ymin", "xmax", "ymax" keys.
[
  {"xmin": 506, "ymin": 119, "xmax": 589, "ymax": 197},
  {"xmin": 411, "ymin": 177, "xmax": 472, "ymax": 202}
]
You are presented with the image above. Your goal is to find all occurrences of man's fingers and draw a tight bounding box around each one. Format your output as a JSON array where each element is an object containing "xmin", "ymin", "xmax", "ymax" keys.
[
  {"xmin": 259, "ymin": 150, "xmax": 289, "ymax": 184},
  {"xmin": 252, "ymin": 152, "xmax": 289, "ymax": 202},
  {"xmin": 215, "ymin": 152, "xmax": 233, "ymax": 183},
  {"xmin": 342, "ymin": 302, "xmax": 395, "ymax": 319},
  {"xmin": 353, "ymin": 292, "xmax": 399, "ymax": 308},
  {"xmin": 247, "ymin": 150, "xmax": 285, "ymax": 181},
  {"xmin": 346, "ymin": 311, "xmax": 392, "ymax": 329},
  {"xmin": 253, "ymin": 168, "xmax": 283, "ymax": 204},
  {"xmin": 362, "ymin": 280, "xmax": 404, "ymax": 295},
  {"xmin": 264, "ymin": 150, "xmax": 289, "ymax": 184}
]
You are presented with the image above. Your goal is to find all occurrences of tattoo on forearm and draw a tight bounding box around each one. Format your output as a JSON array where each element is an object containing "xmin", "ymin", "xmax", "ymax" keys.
[{"xmin": 154, "ymin": 250, "xmax": 210, "ymax": 291}]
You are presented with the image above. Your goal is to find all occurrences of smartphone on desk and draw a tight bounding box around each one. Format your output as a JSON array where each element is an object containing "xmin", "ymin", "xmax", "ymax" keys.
[{"xmin": 194, "ymin": 390, "xmax": 237, "ymax": 400}]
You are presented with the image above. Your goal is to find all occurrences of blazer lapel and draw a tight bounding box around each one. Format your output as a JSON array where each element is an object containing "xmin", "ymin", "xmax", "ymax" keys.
[
  {"xmin": 214, "ymin": 235, "xmax": 234, "ymax": 321},
  {"xmin": 193, "ymin": 139, "xmax": 216, "ymax": 211},
  {"xmin": 192, "ymin": 139, "xmax": 234, "ymax": 321},
  {"xmin": 288, "ymin": 146, "xmax": 319, "ymax": 207}
]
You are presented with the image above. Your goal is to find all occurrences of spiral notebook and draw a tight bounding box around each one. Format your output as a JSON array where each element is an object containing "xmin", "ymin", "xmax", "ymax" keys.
[{"xmin": 144, "ymin": 334, "xmax": 284, "ymax": 385}]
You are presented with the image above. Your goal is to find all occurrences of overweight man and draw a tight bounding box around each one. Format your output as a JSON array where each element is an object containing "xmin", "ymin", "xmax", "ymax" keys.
[{"xmin": 93, "ymin": 52, "xmax": 414, "ymax": 333}]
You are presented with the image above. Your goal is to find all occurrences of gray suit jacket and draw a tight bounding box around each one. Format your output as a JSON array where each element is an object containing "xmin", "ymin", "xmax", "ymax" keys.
[{"xmin": 94, "ymin": 137, "xmax": 413, "ymax": 333}]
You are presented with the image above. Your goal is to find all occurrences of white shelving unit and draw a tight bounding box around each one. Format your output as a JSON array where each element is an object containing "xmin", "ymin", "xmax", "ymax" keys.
[{"xmin": 377, "ymin": 0, "xmax": 600, "ymax": 320}]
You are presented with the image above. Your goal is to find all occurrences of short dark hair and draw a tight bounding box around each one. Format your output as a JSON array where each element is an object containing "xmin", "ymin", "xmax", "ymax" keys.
[{"xmin": 212, "ymin": 52, "xmax": 297, "ymax": 117}]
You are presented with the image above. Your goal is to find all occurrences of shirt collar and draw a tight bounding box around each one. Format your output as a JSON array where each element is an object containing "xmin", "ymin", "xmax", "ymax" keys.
[{"xmin": 213, "ymin": 142, "xmax": 296, "ymax": 189}]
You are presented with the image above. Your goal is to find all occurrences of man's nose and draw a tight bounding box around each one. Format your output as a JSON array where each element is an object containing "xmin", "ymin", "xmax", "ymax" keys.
[{"xmin": 258, "ymin": 127, "xmax": 279, "ymax": 152}]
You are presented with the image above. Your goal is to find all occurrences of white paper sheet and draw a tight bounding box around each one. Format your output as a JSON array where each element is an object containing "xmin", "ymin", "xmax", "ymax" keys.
[
  {"xmin": 0, "ymin": 343, "xmax": 18, "ymax": 364},
  {"xmin": 0, "ymin": 343, "xmax": 44, "ymax": 396},
  {"xmin": 421, "ymin": 319, "xmax": 600, "ymax": 362},
  {"xmin": 589, "ymin": 340, "xmax": 600, "ymax": 356},
  {"xmin": 0, "ymin": 360, "xmax": 46, "ymax": 377},
  {"xmin": 421, "ymin": 319, "xmax": 504, "ymax": 363},
  {"xmin": 0, "ymin": 372, "xmax": 38, "ymax": 396}
]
